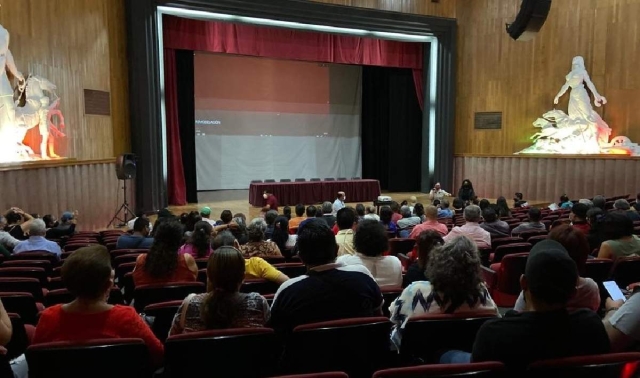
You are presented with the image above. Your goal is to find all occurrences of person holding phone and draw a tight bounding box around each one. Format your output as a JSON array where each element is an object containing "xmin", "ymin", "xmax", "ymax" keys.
[
  {"xmin": 603, "ymin": 292, "xmax": 640, "ymax": 352},
  {"xmin": 428, "ymin": 182, "xmax": 451, "ymax": 202}
]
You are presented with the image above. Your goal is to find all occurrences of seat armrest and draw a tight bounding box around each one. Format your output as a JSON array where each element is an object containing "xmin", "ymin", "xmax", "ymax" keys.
[{"xmin": 481, "ymin": 265, "xmax": 497, "ymax": 292}]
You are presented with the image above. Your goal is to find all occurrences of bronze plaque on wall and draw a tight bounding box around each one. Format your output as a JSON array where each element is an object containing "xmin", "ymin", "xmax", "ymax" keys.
[
  {"xmin": 474, "ymin": 112, "xmax": 502, "ymax": 129},
  {"xmin": 84, "ymin": 89, "xmax": 111, "ymax": 116}
]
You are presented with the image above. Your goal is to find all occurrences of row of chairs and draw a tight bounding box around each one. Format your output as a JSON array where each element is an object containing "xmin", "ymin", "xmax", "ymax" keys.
[{"xmin": 252, "ymin": 177, "xmax": 361, "ymax": 183}]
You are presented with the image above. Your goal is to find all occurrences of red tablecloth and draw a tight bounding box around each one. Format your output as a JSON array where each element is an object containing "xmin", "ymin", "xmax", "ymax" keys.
[{"xmin": 249, "ymin": 180, "xmax": 381, "ymax": 206}]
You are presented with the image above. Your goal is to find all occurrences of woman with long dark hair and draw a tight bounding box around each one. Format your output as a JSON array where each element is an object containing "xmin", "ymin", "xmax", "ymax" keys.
[
  {"xmin": 379, "ymin": 206, "xmax": 398, "ymax": 237},
  {"xmin": 270, "ymin": 216, "xmax": 292, "ymax": 253},
  {"xmin": 495, "ymin": 196, "xmax": 512, "ymax": 218},
  {"xmin": 179, "ymin": 220, "xmax": 213, "ymax": 258},
  {"xmin": 457, "ymin": 179, "xmax": 476, "ymax": 202},
  {"xmin": 390, "ymin": 235, "xmax": 498, "ymax": 348},
  {"xmin": 170, "ymin": 246, "xmax": 270, "ymax": 334},
  {"xmin": 133, "ymin": 220, "xmax": 198, "ymax": 286},
  {"xmin": 403, "ymin": 230, "xmax": 444, "ymax": 287}
]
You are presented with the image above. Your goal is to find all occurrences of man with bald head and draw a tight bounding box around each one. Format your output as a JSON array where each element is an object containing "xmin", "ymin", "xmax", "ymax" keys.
[{"xmin": 429, "ymin": 182, "xmax": 451, "ymax": 202}]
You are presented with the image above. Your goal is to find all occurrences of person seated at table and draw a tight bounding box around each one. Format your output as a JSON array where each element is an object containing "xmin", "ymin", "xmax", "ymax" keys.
[
  {"xmin": 262, "ymin": 190, "xmax": 279, "ymax": 213},
  {"xmin": 132, "ymin": 220, "xmax": 198, "ymax": 287},
  {"xmin": 169, "ymin": 246, "xmax": 270, "ymax": 335},
  {"xmin": 364, "ymin": 206, "xmax": 380, "ymax": 221},
  {"xmin": 32, "ymin": 245, "xmax": 164, "ymax": 368},
  {"xmin": 240, "ymin": 218, "xmax": 282, "ymax": 258},
  {"xmin": 116, "ymin": 216, "xmax": 154, "ymax": 250}
]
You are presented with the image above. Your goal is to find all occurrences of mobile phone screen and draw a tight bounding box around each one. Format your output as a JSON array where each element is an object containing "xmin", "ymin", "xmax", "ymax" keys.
[{"xmin": 604, "ymin": 281, "xmax": 626, "ymax": 302}]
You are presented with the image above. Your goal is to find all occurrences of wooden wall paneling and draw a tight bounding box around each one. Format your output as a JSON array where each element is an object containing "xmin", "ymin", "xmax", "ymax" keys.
[
  {"xmin": 454, "ymin": 156, "xmax": 640, "ymax": 202},
  {"xmin": 1, "ymin": 0, "xmax": 129, "ymax": 160},
  {"xmin": 455, "ymin": 0, "xmax": 640, "ymax": 155},
  {"xmin": 308, "ymin": 0, "xmax": 456, "ymax": 18},
  {"xmin": 0, "ymin": 162, "xmax": 134, "ymax": 231}
]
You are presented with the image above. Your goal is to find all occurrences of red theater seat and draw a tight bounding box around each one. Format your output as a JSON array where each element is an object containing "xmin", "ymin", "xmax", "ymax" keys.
[
  {"xmin": 373, "ymin": 362, "xmax": 505, "ymax": 378},
  {"xmin": 527, "ymin": 352, "xmax": 640, "ymax": 378}
]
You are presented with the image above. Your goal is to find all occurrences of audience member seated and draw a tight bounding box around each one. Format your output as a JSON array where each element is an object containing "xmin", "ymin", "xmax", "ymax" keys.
[
  {"xmin": 614, "ymin": 199, "xmax": 640, "ymax": 222},
  {"xmin": 170, "ymin": 247, "xmax": 270, "ymax": 335},
  {"xmin": 44, "ymin": 211, "xmax": 77, "ymax": 239},
  {"xmin": 511, "ymin": 207, "xmax": 545, "ymax": 235},
  {"xmin": 215, "ymin": 210, "xmax": 233, "ymax": 227},
  {"xmin": 437, "ymin": 200, "xmax": 454, "ymax": 219},
  {"xmin": 408, "ymin": 196, "xmax": 418, "ymax": 213},
  {"xmin": 337, "ymin": 220, "xmax": 402, "ymax": 288},
  {"xmin": 514, "ymin": 225, "xmax": 599, "ymax": 312},
  {"xmin": 262, "ymin": 189, "xmax": 279, "ymax": 212},
  {"xmin": 183, "ymin": 211, "xmax": 202, "ymax": 238},
  {"xmin": 495, "ymin": 197, "xmax": 511, "ymax": 218},
  {"xmin": 579, "ymin": 198, "xmax": 594, "ymax": 208},
  {"xmin": 457, "ymin": 179, "xmax": 476, "ymax": 202},
  {"xmin": 133, "ymin": 220, "xmax": 198, "ymax": 287},
  {"xmin": 31, "ymin": 246, "xmax": 164, "ymax": 367},
  {"xmin": 319, "ymin": 202, "xmax": 337, "ymax": 228},
  {"xmin": 479, "ymin": 207, "xmax": 510, "ymax": 238},
  {"xmin": 0, "ymin": 215, "xmax": 20, "ymax": 251},
  {"xmin": 240, "ymin": 218, "xmax": 282, "ymax": 258},
  {"xmin": 271, "ymin": 216, "xmax": 295, "ymax": 252},
  {"xmin": 390, "ymin": 236, "xmax": 498, "ymax": 348},
  {"xmin": 448, "ymin": 240, "xmax": 610, "ymax": 372},
  {"xmin": 403, "ymin": 230, "xmax": 444, "ymax": 287},
  {"xmin": 355, "ymin": 204, "xmax": 366, "ymax": 223},
  {"xmin": 570, "ymin": 203, "xmax": 591, "ymax": 234},
  {"xmin": 597, "ymin": 212, "xmax": 640, "ymax": 260},
  {"xmin": 409, "ymin": 205, "xmax": 448, "ymax": 239},
  {"xmin": 264, "ymin": 210, "xmax": 279, "ymax": 240},
  {"xmin": 586, "ymin": 207, "xmax": 605, "ymax": 254},
  {"xmin": 289, "ymin": 204, "xmax": 306, "ymax": 229},
  {"xmin": 199, "ymin": 206, "xmax": 215, "ymax": 226},
  {"xmin": 444, "ymin": 205, "xmax": 491, "ymax": 249},
  {"xmin": 397, "ymin": 206, "xmax": 422, "ymax": 238},
  {"xmin": 283, "ymin": 206, "xmax": 292, "ymax": 220},
  {"xmin": 13, "ymin": 219, "xmax": 61, "ymax": 258},
  {"xmin": 336, "ymin": 208, "xmax": 357, "ymax": 256},
  {"xmin": 178, "ymin": 220, "xmax": 212, "ymax": 259},
  {"xmin": 559, "ymin": 194, "xmax": 573, "ymax": 210},
  {"xmin": 513, "ymin": 192, "xmax": 528, "ymax": 208},
  {"xmin": 379, "ymin": 206, "xmax": 398, "ymax": 236},
  {"xmin": 364, "ymin": 206, "xmax": 380, "ymax": 221},
  {"xmin": 452, "ymin": 198, "xmax": 465, "ymax": 212},
  {"xmin": 116, "ymin": 217, "xmax": 154, "ymax": 250},
  {"xmin": 603, "ymin": 294, "xmax": 640, "ymax": 352},
  {"xmin": 592, "ymin": 195, "xmax": 606, "ymax": 210},
  {"xmin": 297, "ymin": 206, "xmax": 318, "ymax": 234},
  {"xmin": 214, "ymin": 232, "xmax": 289, "ymax": 284},
  {"xmin": 479, "ymin": 199, "xmax": 491, "ymax": 212},
  {"xmin": 4, "ymin": 208, "xmax": 34, "ymax": 240},
  {"xmin": 390, "ymin": 202, "xmax": 403, "ymax": 224},
  {"xmin": 413, "ymin": 203, "xmax": 426, "ymax": 223},
  {"xmin": 634, "ymin": 193, "xmax": 640, "ymax": 212},
  {"xmin": 269, "ymin": 219, "xmax": 382, "ymax": 334}
]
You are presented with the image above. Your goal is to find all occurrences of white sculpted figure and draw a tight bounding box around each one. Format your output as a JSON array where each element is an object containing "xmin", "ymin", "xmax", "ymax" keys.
[
  {"xmin": 0, "ymin": 24, "xmax": 25, "ymax": 159},
  {"xmin": 516, "ymin": 56, "xmax": 638, "ymax": 156}
]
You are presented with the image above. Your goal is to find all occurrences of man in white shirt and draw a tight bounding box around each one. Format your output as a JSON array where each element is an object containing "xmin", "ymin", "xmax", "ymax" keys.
[
  {"xmin": 429, "ymin": 182, "xmax": 451, "ymax": 201},
  {"xmin": 444, "ymin": 205, "xmax": 491, "ymax": 249},
  {"xmin": 332, "ymin": 191, "xmax": 346, "ymax": 215}
]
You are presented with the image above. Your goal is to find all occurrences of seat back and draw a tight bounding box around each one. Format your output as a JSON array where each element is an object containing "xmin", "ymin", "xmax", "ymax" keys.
[
  {"xmin": 373, "ymin": 362, "xmax": 505, "ymax": 378},
  {"xmin": 610, "ymin": 256, "xmax": 640, "ymax": 288},
  {"xmin": 584, "ymin": 258, "xmax": 614, "ymax": 283},
  {"xmin": 273, "ymin": 263, "xmax": 307, "ymax": 278},
  {"xmin": 9, "ymin": 252, "xmax": 59, "ymax": 264},
  {"xmin": 240, "ymin": 279, "xmax": 280, "ymax": 295},
  {"xmin": 527, "ymin": 352, "xmax": 640, "ymax": 378},
  {"xmin": 26, "ymin": 338, "xmax": 150, "ymax": 378},
  {"xmin": 516, "ymin": 230, "xmax": 548, "ymax": 240},
  {"xmin": 6, "ymin": 313, "xmax": 29, "ymax": 360},
  {"xmin": 142, "ymin": 300, "xmax": 183, "ymax": 342},
  {"xmin": 491, "ymin": 237, "xmax": 523, "ymax": 251},
  {"xmin": 388, "ymin": 238, "xmax": 416, "ymax": 257},
  {"xmin": 133, "ymin": 282, "xmax": 205, "ymax": 312},
  {"xmin": 44, "ymin": 287, "xmax": 124, "ymax": 307},
  {"xmin": 0, "ymin": 267, "xmax": 47, "ymax": 286},
  {"xmin": 0, "ymin": 277, "xmax": 44, "ymax": 301},
  {"xmin": 2, "ymin": 259, "xmax": 53, "ymax": 273},
  {"xmin": 286, "ymin": 317, "xmax": 392, "ymax": 377},
  {"xmin": 527, "ymin": 235, "xmax": 548, "ymax": 246},
  {"xmin": 0, "ymin": 292, "xmax": 39, "ymax": 324},
  {"xmin": 401, "ymin": 312, "xmax": 499, "ymax": 363},
  {"xmin": 495, "ymin": 253, "xmax": 529, "ymax": 295},
  {"xmin": 165, "ymin": 328, "xmax": 278, "ymax": 378},
  {"xmin": 492, "ymin": 243, "xmax": 532, "ymax": 263},
  {"xmin": 381, "ymin": 287, "xmax": 403, "ymax": 318}
]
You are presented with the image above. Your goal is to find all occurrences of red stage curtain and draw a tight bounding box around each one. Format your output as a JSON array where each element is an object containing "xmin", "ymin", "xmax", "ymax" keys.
[
  {"xmin": 162, "ymin": 15, "xmax": 425, "ymax": 205},
  {"xmin": 163, "ymin": 48, "xmax": 187, "ymax": 206}
]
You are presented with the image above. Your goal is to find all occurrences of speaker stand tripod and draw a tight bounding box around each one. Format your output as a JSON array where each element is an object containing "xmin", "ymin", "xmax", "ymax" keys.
[{"xmin": 107, "ymin": 179, "xmax": 136, "ymax": 228}]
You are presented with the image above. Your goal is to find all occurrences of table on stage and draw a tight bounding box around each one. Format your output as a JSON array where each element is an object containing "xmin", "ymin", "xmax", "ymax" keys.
[{"xmin": 249, "ymin": 179, "xmax": 382, "ymax": 206}]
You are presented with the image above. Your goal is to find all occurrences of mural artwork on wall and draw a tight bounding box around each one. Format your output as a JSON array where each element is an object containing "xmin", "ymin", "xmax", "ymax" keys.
[
  {"xmin": 0, "ymin": 24, "xmax": 66, "ymax": 163},
  {"xmin": 516, "ymin": 56, "xmax": 640, "ymax": 156}
]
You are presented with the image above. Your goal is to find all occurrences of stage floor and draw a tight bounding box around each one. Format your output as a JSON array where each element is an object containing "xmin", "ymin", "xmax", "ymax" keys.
[{"xmin": 166, "ymin": 190, "xmax": 551, "ymax": 221}]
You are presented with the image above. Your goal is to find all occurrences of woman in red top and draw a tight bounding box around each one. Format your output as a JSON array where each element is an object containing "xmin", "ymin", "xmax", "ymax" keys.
[
  {"xmin": 133, "ymin": 220, "xmax": 198, "ymax": 287},
  {"xmin": 32, "ymin": 245, "xmax": 164, "ymax": 368}
]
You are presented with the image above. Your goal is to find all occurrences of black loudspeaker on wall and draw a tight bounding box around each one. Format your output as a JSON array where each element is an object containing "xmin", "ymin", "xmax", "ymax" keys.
[
  {"xmin": 506, "ymin": 0, "xmax": 552, "ymax": 41},
  {"xmin": 115, "ymin": 153, "xmax": 137, "ymax": 180}
]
